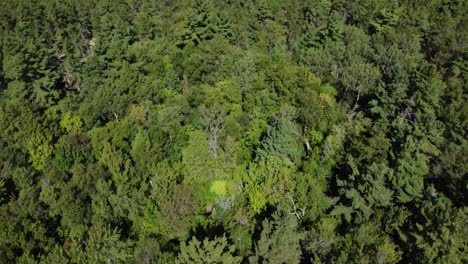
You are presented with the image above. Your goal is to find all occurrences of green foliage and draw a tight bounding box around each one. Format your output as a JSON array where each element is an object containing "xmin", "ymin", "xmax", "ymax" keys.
[
  {"xmin": 68, "ymin": 224, "xmax": 132, "ymax": 263},
  {"xmin": 250, "ymin": 211, "xmax": 305, "ymax": 264},
  {"xmin": 256, "ymin": 107, "xmax": 303, "ymax": 163},
  {"xmin": 400, "ymin": 195, "xmax": 467, "ymax": 263},
  {"xmin": 177, "ymin": 0, "xmax": 232, "ymax": 49},
  {"xmin": 159, "ymin": 184, "xmax": 198, "ymax": 239},
  {"xmin": 182, "ymin": 129, "xmax": 214, "ymax": 183},
  {"xmin": 210, "ymin": 180, "xmax": 228, "ymax": 197},
  {"xmin": 177, "ymin": 236, "xmax": 241, "ymax": 264},
  {"xmin": 0, "ymin": 0, "xmax": 466, "ymax": 262},
  {"xmin": 244, "ymin": 156, "xmax": 296, "ymax": 214},
  {"xmin": 53, "ymin": 134, "xmax": 93, "ymax": 172},
  {"xmin": 27, "ymin": 133, "xmax": 53, "ymax": 170}
]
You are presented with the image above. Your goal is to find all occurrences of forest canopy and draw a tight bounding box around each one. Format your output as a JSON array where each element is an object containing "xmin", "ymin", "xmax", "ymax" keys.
[{"xmin": 0, "ymin": 0, "xmax": 467, "ymax": 263}]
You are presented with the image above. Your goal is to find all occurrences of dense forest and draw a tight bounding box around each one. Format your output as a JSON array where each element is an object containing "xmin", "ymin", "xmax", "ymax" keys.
[{"xmin": 0, "ymin": 0, "xmax": 467, "ymax": 263}]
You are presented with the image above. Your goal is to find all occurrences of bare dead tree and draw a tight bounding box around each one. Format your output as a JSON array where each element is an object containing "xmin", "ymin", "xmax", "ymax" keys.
[
  {"xmin": 287, "ymin": 193, "xmax": 306, "ymax": 220},
  {"xmin": 348, "ymin": 91, "xmax": 361, "ymax": 121},
  {"xmin": 201, "ymin": 106, "xmax": 225, "ymax": 159},
  {"xmin": 304, "ymin": 140, "xmax": 312, "ymax": 155},
  {"xmin": 399, "ymin": 96, "xmax": 416, "ymax": 125},
  {"xmin": 399, "ymin": 107, "xmax": 415, "ymax": 125},
  {"xmin": 351, "ymin": 91, "xmax": 360, "ymax": 114},
  {"xmin": 182, "ymin": 75, "xmax": 189, "ymax": 93}
]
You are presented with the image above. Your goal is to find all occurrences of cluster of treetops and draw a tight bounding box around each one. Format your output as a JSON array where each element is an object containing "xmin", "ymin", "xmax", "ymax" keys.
[{"xmin": 0, "ymin": 0, "xmax": 466, "ymax": 263}]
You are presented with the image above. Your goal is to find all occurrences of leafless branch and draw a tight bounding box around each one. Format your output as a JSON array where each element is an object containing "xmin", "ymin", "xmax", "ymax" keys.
[
  {"xmin": 201, "ymin": 106, "xmax": 225, "ymax": 159},
  {"xmin": 287, "ymin": 193, "xmax": 306, "ymax": 220}
]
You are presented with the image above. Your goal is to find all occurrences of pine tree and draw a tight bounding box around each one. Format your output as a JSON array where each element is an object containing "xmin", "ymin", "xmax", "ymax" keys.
[
  {"xmin": 178, "ymin": 236, "xmax": 241, "ymax": 264},
  {"xmin": 177, "ymin": 0, "xmax": 232, "ymax": 48}
]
